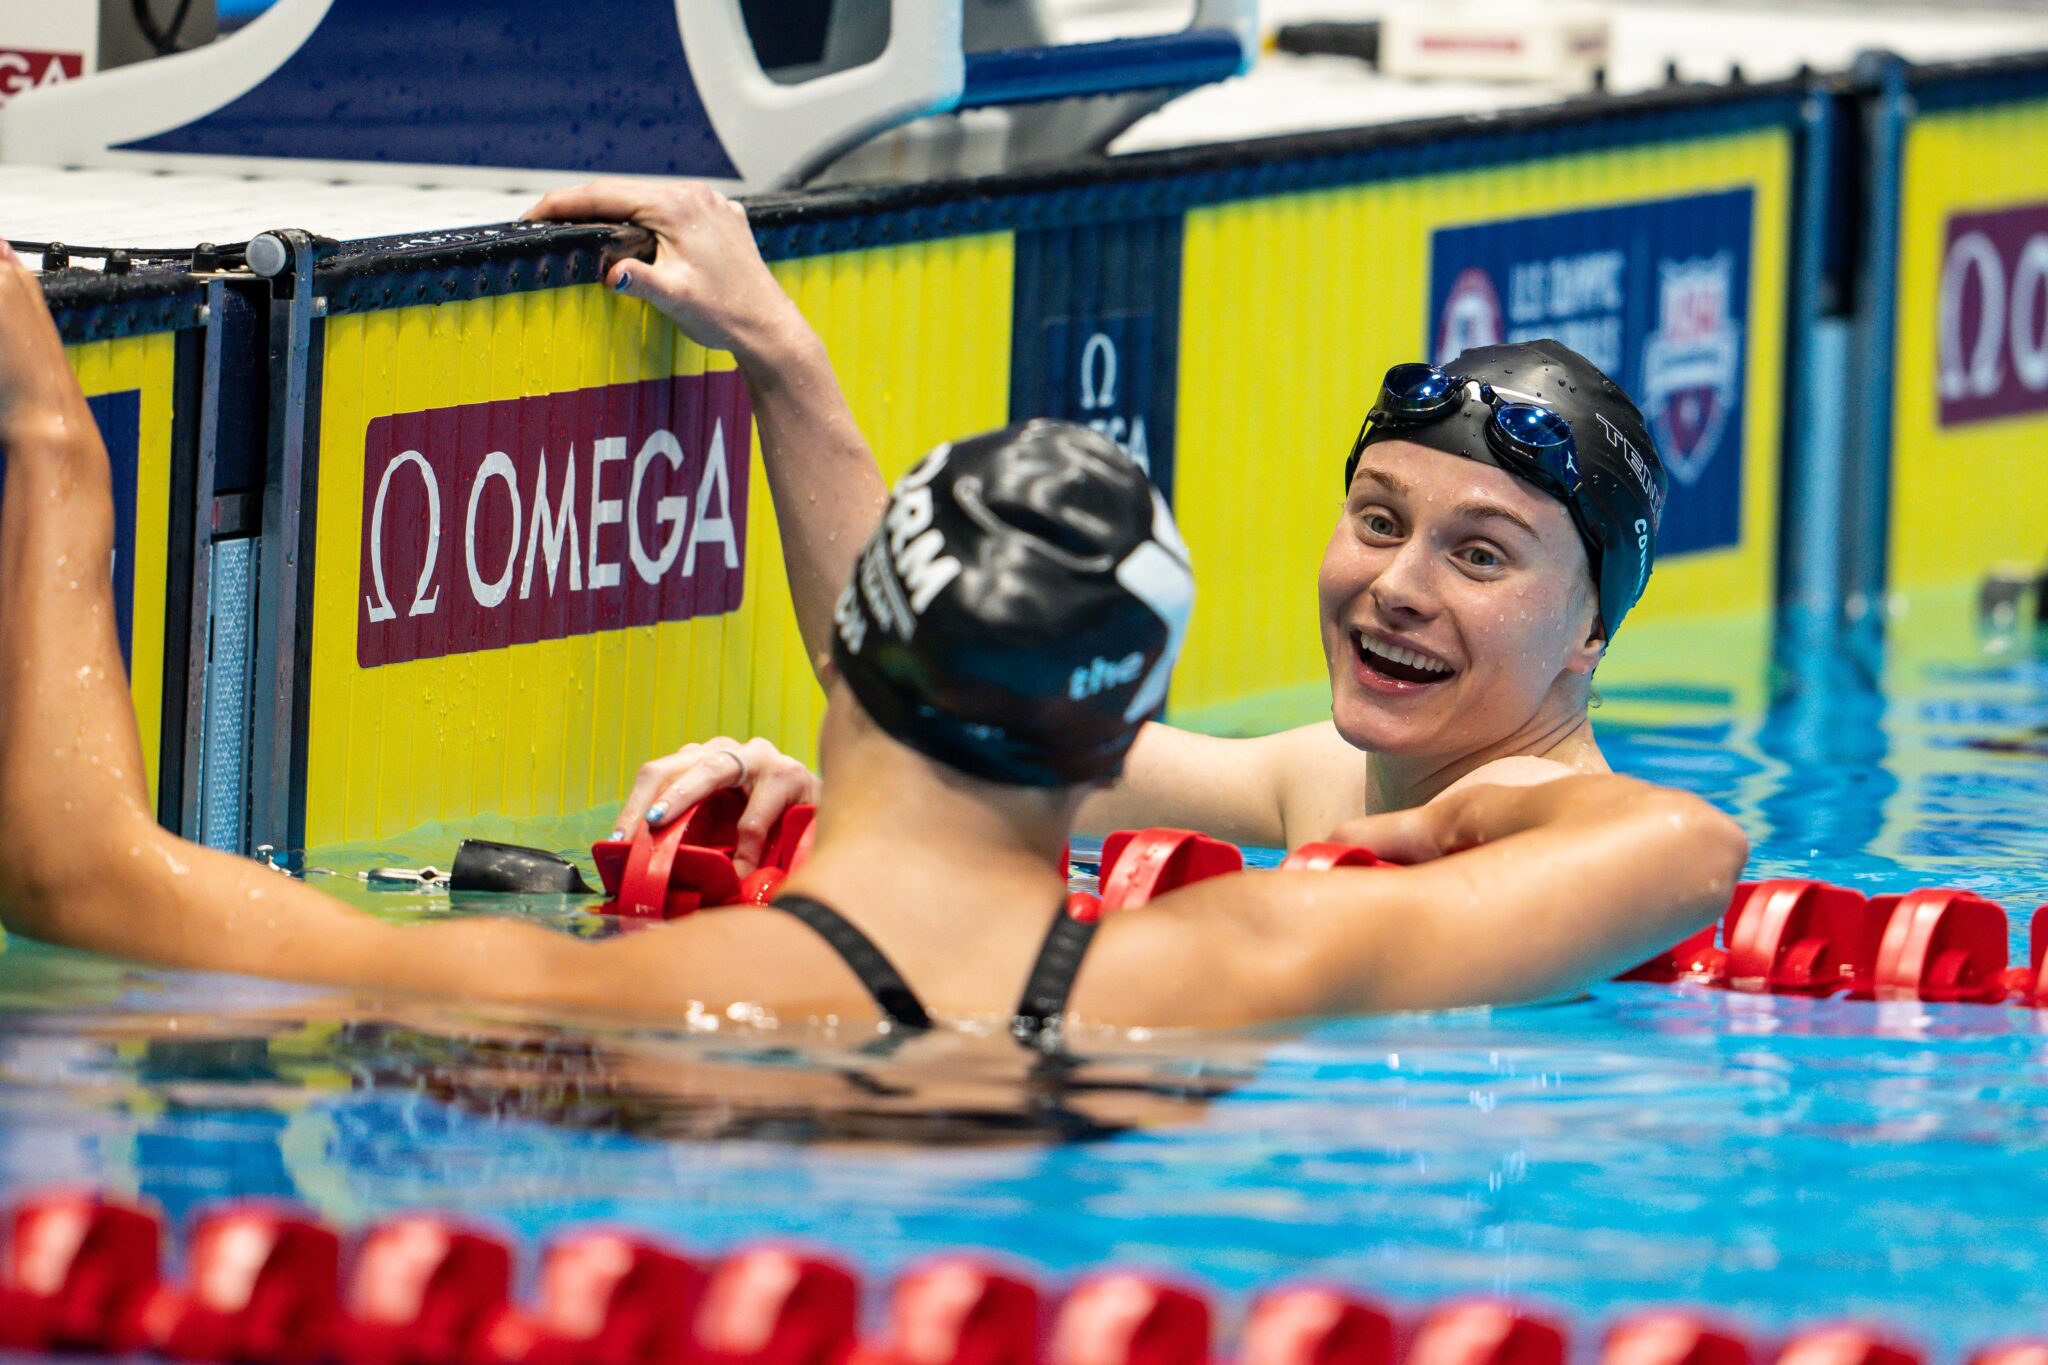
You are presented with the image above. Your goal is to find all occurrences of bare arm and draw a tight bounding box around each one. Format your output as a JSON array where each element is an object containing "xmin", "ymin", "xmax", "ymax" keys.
[
  {"xmin": 527, "ymin": 180, "xmax": 884, "ymax": 678},
  {"xmin": 1077, "ymin": 720, "xmax": 1367, "ymax": 849},
  {"xmin": 1083, "ymin": 774, "xmax": 1748, "ymax": 1027},
  {"xmin": 0, "ymin": 249, "xmax": 760, "ymax": 1017}
]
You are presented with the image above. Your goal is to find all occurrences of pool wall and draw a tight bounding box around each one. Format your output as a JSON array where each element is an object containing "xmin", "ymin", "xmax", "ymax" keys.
[{"xmin": 31, "ymin": 52, "xmax": 2048, "ymax": 853}]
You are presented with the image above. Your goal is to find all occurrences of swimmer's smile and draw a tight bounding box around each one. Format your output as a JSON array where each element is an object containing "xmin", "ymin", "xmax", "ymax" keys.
[{"xmin": 1350, "ymin": 627, "xmax": 1457, "ymax": 692}]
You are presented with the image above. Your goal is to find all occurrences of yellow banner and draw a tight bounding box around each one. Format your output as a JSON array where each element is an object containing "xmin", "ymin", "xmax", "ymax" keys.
[
  {"xmin": 1173, "ymin": 130, "xmax": 1791, "ymax": 728},
  {"xmin": 1890, "ymin": 97, "xmax": 2048, "ymax": 595},
  {"xmin": 303, "ymin": 236, "xmax": 1012, "ymax": 848},
  {"xmin": 67, "ymin": 330, "xmax": 178, "ymax": 804}
]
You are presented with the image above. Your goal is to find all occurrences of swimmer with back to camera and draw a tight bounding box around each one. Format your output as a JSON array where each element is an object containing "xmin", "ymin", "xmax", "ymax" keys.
[
  {"xmin": 529, "ymin": 181, "xmax": 1719, "ymax": 876},
  {"xmin": 0, "ymin": 235, "xmax": 1742, "ymax": 1028}
]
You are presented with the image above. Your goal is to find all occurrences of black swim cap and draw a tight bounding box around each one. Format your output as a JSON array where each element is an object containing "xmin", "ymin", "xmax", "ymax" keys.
[
  {"xmin": 1355, "ymin": 340, "xmax": 1668, "ymax": 637},
  {"xmin": 830, "ymin": 420, "xmax": 1194, "ymax": 787}
]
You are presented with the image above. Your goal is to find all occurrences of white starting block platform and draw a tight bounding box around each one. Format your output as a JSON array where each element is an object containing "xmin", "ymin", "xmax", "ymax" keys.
[{"xmin": 2, "ymin": 0, "xmax": 2046, "ymax": 255}]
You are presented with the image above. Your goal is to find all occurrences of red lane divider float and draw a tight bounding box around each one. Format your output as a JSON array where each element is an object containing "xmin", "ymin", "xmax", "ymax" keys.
[
  {"xmin": 147, "ymin": 1204, "xmax": 340, "ymax": 1363},
  {"xmin": 1241, "ymin": 1287, "xmax": 1394, "ymax": 1365},
  {"xmin": 876, "ymin": 1258, "xmax": 1040, "ymax": 1365},
  {"xmin": 1621, "ymin": 879, "xmax": 2048, "ymax": 1010},
  {"xmin": 4, "ymin": 1188, "xmax": 2046, "ymax": 1365},
  {"xmin": 587, "ymin": 796, "xmax": 2045, "ymax": 1014},
  {"xmin": 1049, "ymin": 1273, "xmax": 1210, "ymax": 1365},
  {"xmin": 0, "ymin": 1190, "xmax": 161, "ymax": 1353},
  {"xmin": 342, "ymin": 1214, "xmax": 514, "ymax": 1365},
  {"xmin": 1097, "ymin": 831, "xmax": 1243, "ymax": 913},
  {"xmin": 1600, "ymin": 1312, "xmax": 1754, "ymax": 1365},
  {"xmin": 1774, "ymin": 1326, "xmax": 1923, "ymax": 1365},
  {"xmin": 590, "ymin": 795, "xmax": 818, "ymax": 920},
  {"xmin": 1407, "ymin": 1302, "xmax": 1565, "ymax": 1365}
]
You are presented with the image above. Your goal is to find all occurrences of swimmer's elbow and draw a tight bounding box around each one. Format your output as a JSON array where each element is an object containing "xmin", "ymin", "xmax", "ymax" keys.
[{"xmin": 1695, "ymin": 802, "xmax": 1751, "ymax": 898}]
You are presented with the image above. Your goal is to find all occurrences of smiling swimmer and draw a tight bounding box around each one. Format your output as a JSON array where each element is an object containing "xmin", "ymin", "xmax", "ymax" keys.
[{"xmin": 0, "ymin": 239, "xmax": 1740, "ymax": 1026}]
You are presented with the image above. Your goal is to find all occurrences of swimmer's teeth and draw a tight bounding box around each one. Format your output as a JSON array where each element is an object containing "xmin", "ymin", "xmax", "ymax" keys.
[{"xmin": 1358, "ymin": 634, "xmax": 1450, "ymax": 676}]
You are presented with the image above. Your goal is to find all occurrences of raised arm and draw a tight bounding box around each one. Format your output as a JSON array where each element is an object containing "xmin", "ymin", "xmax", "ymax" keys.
[
  {"xmin": 0, "ymin": 245, "xmax": 758, "ymax": 1017},
  {"xmin": 527, "ymin": 180, "xmax": 884, "ymax": 677},
  {"xmin": 1085, "ymin": 773, "xmax": 1749, "ymax": 1026}
]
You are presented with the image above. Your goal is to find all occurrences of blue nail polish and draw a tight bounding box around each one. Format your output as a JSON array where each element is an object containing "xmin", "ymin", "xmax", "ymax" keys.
[
  {"xmin": 614, "ymin": 270, "xmax": 632, "ymax": 293},
  {"xmin": 645, "ymin": 803, "xmax": 667, "ymax": 825}
]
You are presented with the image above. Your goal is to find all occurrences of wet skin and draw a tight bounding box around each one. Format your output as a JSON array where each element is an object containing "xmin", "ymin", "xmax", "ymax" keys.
[{"xmin": 1319, "ymin": 438, "xmax": 1607, "ymax": 779}]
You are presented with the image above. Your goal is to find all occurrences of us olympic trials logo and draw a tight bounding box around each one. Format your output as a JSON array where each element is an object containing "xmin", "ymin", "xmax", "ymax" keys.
[{"xmin": 1641, "ymin": 252, "xmax": 1741, "ymax": 488}]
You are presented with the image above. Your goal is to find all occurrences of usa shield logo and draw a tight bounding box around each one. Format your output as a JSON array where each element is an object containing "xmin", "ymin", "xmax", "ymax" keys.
[{"xmin": 1641, "ymin": 253, "xmax": 1741, "ymax": 487}]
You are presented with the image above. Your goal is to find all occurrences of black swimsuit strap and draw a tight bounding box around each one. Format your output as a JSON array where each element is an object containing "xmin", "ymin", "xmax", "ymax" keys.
[
  {"xmin": 1012, "ymin": 906, "xmax": 1100, "ymax": 1046},
  {"xmin": 771, "ymin": 893, "xmax": 1099, "ymax": 1046},
  {"xmin": 771, "ymin": 894, "xmax": 933, "ymax": 1031}
]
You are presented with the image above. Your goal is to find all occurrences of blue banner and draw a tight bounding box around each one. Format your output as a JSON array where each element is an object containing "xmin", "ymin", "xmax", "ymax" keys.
[
  {"xmin": 1011, "ymin": 217, "xmax": 1182, "ymax": 505},
  {"xmin": 1428, "ymin": 190, "xmax": 1753, "ymax": 557},
  {"xmin": 0, "ymin": 389, "xmax": 142, "ymax": 668}
]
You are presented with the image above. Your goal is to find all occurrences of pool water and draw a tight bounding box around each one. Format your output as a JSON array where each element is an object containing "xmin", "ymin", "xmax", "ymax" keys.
[{"xmin": 2, "ymin": 595, "xmax": 2046, "ymax": 1355}]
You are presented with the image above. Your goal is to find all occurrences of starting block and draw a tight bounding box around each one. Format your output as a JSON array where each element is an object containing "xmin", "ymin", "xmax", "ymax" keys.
[
  {"xmin": 1601, "ymin": 1312, "xmax": 1754, "ymax": 1365},
  {"xmin": 1407, "ymin": 1302, "xmax": 1566, "ymax": 1365},
  {"xmin": 1049, "ymin": 1272, "xmax": 1212, "ymax": 1365},
  {"xmin": 1241, "ymin": 1286, "xmax": 1395, "ymax": 1365},
  {"xmin": 0, "ymin": 1191, "xmax": 161, "ymax": 1353},
  {"xmin": 880, "ymin": 1258, "xmax": 1041, "ymax": 1365},
  {"xmin": 145, "ymin": 1204, "xmax": 341, "ymax": 1363},
  {"xmin": 0, "ymin": 0, "xmax": 1254, "ymax": 192},
  {"xmin": 1097, "ymin": 829, "xmax": 1243, "ymax": 912}
]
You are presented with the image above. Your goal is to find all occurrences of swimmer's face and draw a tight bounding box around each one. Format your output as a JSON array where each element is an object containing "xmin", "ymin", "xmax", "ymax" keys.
[{"xmin": 1318, "ymin": 440, "xmax": 1604, "ymax": 758}]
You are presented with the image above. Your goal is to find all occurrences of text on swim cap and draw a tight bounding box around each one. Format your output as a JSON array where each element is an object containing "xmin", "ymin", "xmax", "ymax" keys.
[
  {"xmin": 1593, "ymin": 411, "xmax": 1666, "ymax": 524},
  {"xmin": 884, "ymin": 487, "xmax": 962, "ymax": 617},
  {"xmin": 1071, "ymin": 653, "xmax": 1146, "ymax": 702}
]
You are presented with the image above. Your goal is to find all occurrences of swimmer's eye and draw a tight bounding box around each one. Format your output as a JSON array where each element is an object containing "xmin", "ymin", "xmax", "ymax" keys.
[
  {"xmin": 1458, "ymin": 544, "xmax": 1507, "ymax": 571},
  {"xmin": 1357, "ymin": 509, "xmax": 1402, "ymax": 539}
]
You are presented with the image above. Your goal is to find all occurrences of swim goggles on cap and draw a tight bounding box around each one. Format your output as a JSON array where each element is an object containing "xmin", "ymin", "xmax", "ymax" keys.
[{"xmin": 1343, "ymin": 362, "xmax": 1585, "ymax": 505}]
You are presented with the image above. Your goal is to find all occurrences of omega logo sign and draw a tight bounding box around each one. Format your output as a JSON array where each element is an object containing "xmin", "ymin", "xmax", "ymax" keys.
[
  {"xmin": 1937, "ymin": 202, "xmax": 2048, "ymax": 427},
  {"xmin": 0, "ymin": 50, "xmax": 83, "ymax": 103},
  {"xmin": 355, "ymin": 373, "xmax": 751, "ymax": 667}
]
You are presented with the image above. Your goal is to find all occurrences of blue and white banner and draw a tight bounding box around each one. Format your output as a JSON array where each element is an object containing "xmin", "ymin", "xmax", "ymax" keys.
[{"xmin": 1428, "ymin": 189, "xmax": 1753, "ymax": 557}]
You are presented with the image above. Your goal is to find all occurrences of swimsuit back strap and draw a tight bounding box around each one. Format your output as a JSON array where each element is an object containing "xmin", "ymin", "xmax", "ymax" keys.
[
  {"xmin": 1013, "ymin": 904, "xmax": 1100, "ymax": 1044},
  {"xmin": 771, "ymin": 894, "xmax": 934, "ymax": 1031}
]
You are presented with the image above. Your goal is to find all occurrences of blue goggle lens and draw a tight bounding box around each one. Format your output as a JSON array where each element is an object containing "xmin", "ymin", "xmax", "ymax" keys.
[
  {"xmin": 1493, "ymin": 402, "xmax": 1573, "ymax": 452},
  {"xmin": 1380, "ymin": 362, "xmax": 1461, "ymax": 416}
]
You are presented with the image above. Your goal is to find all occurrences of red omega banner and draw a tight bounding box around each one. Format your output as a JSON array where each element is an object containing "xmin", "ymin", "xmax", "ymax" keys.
[
  {"xmin": 1937, "ymin": 200, "xmax": 2048, "ymax": 427},
  {"xmin": 356, "ymin": 372, "xmax": 752, "ymax": 668}
]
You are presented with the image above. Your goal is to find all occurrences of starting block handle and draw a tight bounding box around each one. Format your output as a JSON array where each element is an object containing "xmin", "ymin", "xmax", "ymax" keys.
[{"xmin": 959, "ymin": 29, "xmax": 1248, "ymax": 109}]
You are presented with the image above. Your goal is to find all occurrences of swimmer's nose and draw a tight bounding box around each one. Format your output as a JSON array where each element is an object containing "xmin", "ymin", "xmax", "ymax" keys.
[{"xmin": 1366, "ymin": 538, "xmax": 1438, "ymax": 624}]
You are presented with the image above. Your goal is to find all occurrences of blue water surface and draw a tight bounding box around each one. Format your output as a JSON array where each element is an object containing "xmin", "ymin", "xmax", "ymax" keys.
[{"xmin": 3, "ymin": 606, "xmax": 2047, "ymax": 1357}]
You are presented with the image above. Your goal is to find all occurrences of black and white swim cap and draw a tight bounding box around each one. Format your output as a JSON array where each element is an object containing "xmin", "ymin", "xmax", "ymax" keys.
[{"xmin": 830, "ymin": 420, "xmax": 1194, "ymax": 787}]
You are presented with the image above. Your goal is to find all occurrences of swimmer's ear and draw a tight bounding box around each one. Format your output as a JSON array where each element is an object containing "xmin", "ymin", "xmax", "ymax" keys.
[{"xmin": 1567, "ymin": 612, "xmax": 1607, "ymax": 676}]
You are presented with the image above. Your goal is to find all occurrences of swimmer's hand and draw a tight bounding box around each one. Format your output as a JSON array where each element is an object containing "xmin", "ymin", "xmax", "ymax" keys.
[
  {"xmin": 1322, "ymin": 803, "xmax": 1454, "ymax": 865},
  {"xmin": 613, "ymin": 737, "xmax": 821, "ymax": 875},
  {"xmin": 524, "ymin": 180, "xmax": 802, "ymax": 365},
  {"xmin": 0, "ymin": 239, "xmax": 94, "ymax": 445}
]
